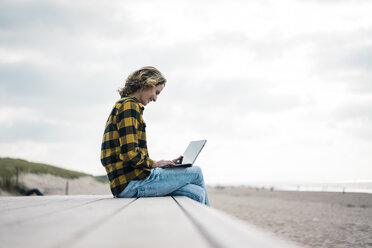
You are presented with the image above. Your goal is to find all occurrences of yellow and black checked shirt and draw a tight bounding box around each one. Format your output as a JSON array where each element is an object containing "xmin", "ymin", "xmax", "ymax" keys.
[{"xmin": 101, "ymin": 95, "xmax": 155, "ymax": 197}]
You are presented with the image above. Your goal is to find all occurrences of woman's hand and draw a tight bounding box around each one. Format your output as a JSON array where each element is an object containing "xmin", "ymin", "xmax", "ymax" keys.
[
  {"xmin": 172, "ymin": 155, "xmax": 183, "ymax": 164},
  {"xmin": 154, "ymin": 160, "xmax": 175, "ymax": 168},
  {"xmin": 154, "ymin": 155, "xmax": 182, "ymax": 168}
]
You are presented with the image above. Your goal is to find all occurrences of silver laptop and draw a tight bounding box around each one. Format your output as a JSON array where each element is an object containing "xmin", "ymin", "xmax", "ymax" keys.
[{"xmin": 163, "ymin": 140, "xmax": 207, "ymax": 168}]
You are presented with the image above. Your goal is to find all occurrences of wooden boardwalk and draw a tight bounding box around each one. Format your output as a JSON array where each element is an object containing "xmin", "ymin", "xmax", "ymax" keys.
[{"xmin": 0, "ymin": 195, "xmax": 301, "ymax": 248}]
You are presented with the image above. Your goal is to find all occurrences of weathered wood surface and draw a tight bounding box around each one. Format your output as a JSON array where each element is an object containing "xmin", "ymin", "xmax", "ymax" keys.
[
  {"xmin": 69, "ymin": 196, "xmax": 209, "ymax": 248},
  {"xmin": 0, "ymin": 195, "xmax": 302, "ymax": 248}
]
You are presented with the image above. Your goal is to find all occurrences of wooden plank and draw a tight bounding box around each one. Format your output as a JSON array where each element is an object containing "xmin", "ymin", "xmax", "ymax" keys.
[
  {"xmin": 174, "ymin": 196, "xmax": 302, "ymax": 248},
  {"xmin": 0, "ymin": 196, "xmax": 73, "ymax": 211},
  {"xmin": 0, "ymin": 195, "xmax": 112, "ymax": 225},
  {"xmin": 69, "ymin": 196, "xmax": 212, "ymax": 248},
  {"xmin": 0, "ymin": 196, "xmax": 135, "ymax": 248},
  {"xmin": 0, "ymin": 195, "xmax": 110, "ymax": 211}
]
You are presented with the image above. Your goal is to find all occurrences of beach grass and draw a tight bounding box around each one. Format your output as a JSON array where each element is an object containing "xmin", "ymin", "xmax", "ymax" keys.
[{"xmin": 0, "ymin": 157, "xmax": 106, "ymax": 193}]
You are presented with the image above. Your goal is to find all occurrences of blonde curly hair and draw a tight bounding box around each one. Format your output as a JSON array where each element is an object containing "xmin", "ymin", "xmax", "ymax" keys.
[{"xmin": 118, "ymin": 66, "xmax": 167, "ymax": 97}]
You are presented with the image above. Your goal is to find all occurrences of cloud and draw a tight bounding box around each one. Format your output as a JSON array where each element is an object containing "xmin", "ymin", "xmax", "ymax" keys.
[
  {"xmin": 0, "ymin": 0, "xmax": 136, "ymax": 45},
  {"xmin": 308, "ymin": 28, "xmax": 372, "ymax": 93},
  {"xmin": 311, "ymin": 29, "xmax": 372, "ymax": 70},
  {"xmin": 334, "ymin": 100, "xmax": 372, "ymax": 122},
  {"xmin": 0, "ymin": 63, "xmax": 52, "ymax": 97},
  {"xmin": 0, "ymin": 120, "xmax": 71, "ymax": 142},
  {"xmin": 0, "ymin": 105, "xmax": 95, "ymax": 143},
  {"xmin": 0, "ymin": 0, "xmax": 372, "ymax": 182},
  {"xmin": 166, "ymin": 78, "xmax": 304, "ymax": 113}
]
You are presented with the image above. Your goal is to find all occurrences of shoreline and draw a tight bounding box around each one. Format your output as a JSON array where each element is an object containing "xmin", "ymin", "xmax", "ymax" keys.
[{"xmin": 207, "ymin": 183, "xmax": 372, "ymax": 194}]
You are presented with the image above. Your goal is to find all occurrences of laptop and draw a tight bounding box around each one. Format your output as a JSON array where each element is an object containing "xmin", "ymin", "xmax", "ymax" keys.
[{"xmin": 162, "ymin": 140, "xmax": 207, "ymax": 168}]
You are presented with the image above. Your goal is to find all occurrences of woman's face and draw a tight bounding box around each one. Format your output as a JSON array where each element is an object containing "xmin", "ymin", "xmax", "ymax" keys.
[{"xmin": 137, "ymin": 84, "xmax": 165, "ymax": 106}]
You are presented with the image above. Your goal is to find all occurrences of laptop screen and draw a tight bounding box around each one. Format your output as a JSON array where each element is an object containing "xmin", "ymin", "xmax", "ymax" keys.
[{"xmin": 182, "ymin": 140, "xmax": 207, "ymax": 164}]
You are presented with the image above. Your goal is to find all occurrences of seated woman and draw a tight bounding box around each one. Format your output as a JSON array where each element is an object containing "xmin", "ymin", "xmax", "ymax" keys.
[{"xmin": 100, "ymin": 66, "xmax": 209, "ymax": 206}]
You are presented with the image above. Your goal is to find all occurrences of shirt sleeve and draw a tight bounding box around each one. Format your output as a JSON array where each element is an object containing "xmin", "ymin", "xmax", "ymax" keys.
[{"xmin": 116, "ymin": 101, "xmax": 155, "ymax": 169}]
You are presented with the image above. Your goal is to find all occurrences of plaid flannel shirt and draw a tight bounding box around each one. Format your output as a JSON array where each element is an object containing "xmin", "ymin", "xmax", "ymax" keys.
[{"xmin": 101, "ymin": 95, "xmax": 155, "ymax": 197}]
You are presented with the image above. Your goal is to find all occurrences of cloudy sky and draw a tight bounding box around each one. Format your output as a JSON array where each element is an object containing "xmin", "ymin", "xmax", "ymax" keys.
[{"xmin": 1, "ymin": 0, "xmax": 371, "ymax": 185}]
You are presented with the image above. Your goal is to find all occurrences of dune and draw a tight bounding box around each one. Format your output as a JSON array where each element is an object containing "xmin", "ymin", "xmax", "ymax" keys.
[
  {"xmin": 17, "ymin": 173, "xmax": 111, "ymax": 195},
  {"xmin": 0, "ymin": 157, "xmax": 111, "ymax": 196}
]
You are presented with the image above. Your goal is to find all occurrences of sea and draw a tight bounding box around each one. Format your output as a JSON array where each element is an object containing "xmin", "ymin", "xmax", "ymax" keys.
[{"xmin": 242, "ymin": 181, "xmax": 372, "ymax": 194}]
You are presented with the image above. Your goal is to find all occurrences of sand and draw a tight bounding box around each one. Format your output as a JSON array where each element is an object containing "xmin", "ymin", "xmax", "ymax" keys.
[
  {"xmin": 0, "ymin": 189, "xmax": 12, "ymax": 196},
  {"xmin": 207, "ymin": 186, "xmax": 372, "ymax": 248}
]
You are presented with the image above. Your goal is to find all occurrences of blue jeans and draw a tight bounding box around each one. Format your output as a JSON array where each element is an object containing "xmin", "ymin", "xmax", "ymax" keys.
[{"xmin": 118, "ymin": 166, "xmax": 210, "ymax": 206}]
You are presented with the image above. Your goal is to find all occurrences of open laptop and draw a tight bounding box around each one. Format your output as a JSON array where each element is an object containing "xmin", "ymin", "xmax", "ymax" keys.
[{"xmin": 162, "ymin": 140, "xmax": 207, "ymax": 168}]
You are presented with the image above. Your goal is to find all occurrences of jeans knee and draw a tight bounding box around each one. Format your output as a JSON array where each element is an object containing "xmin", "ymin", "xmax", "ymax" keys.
[
  {"xmin": 190, "ymin": 166, "xmax": 202, "ymax": 177},
  {"xmin": 193, "ymin": 166, "xmax": 202, "ymax": 173}
]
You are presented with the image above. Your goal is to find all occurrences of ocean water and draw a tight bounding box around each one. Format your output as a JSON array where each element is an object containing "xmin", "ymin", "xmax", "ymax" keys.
[{"xmin": 244, "ymin": 181, "xmax": 372, "ymax": 194}]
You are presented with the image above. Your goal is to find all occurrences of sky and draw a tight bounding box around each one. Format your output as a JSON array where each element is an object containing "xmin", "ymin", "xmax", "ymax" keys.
[{"xmin": 0, "ymin": 0, "xmax": 371, "ymax": 185}]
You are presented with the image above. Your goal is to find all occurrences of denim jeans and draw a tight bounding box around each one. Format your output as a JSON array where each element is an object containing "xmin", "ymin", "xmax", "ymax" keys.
[{"xmin": 118, "ymin": 166, "xmax": 210, "ymax": 206}]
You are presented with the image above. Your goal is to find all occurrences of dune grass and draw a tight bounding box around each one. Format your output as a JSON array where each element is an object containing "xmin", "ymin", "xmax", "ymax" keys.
[
  {"xmin": 0, "ymin": 157, "xmax": 107, "ymax": 193},
  {"xmin": 0, "ymin": 157, "xmax": 90, "ymax": 179}
]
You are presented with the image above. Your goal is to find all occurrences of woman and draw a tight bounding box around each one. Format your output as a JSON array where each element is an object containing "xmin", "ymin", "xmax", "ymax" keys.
[{"xmin": 101, "ymin": 66, "xmax": 209, "ymax": 205}]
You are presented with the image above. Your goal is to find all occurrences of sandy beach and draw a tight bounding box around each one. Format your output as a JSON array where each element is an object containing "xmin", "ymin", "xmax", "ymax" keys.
[{"xmin": 207, "ymin": 186, "xmax": 372, "ymax": 248}]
